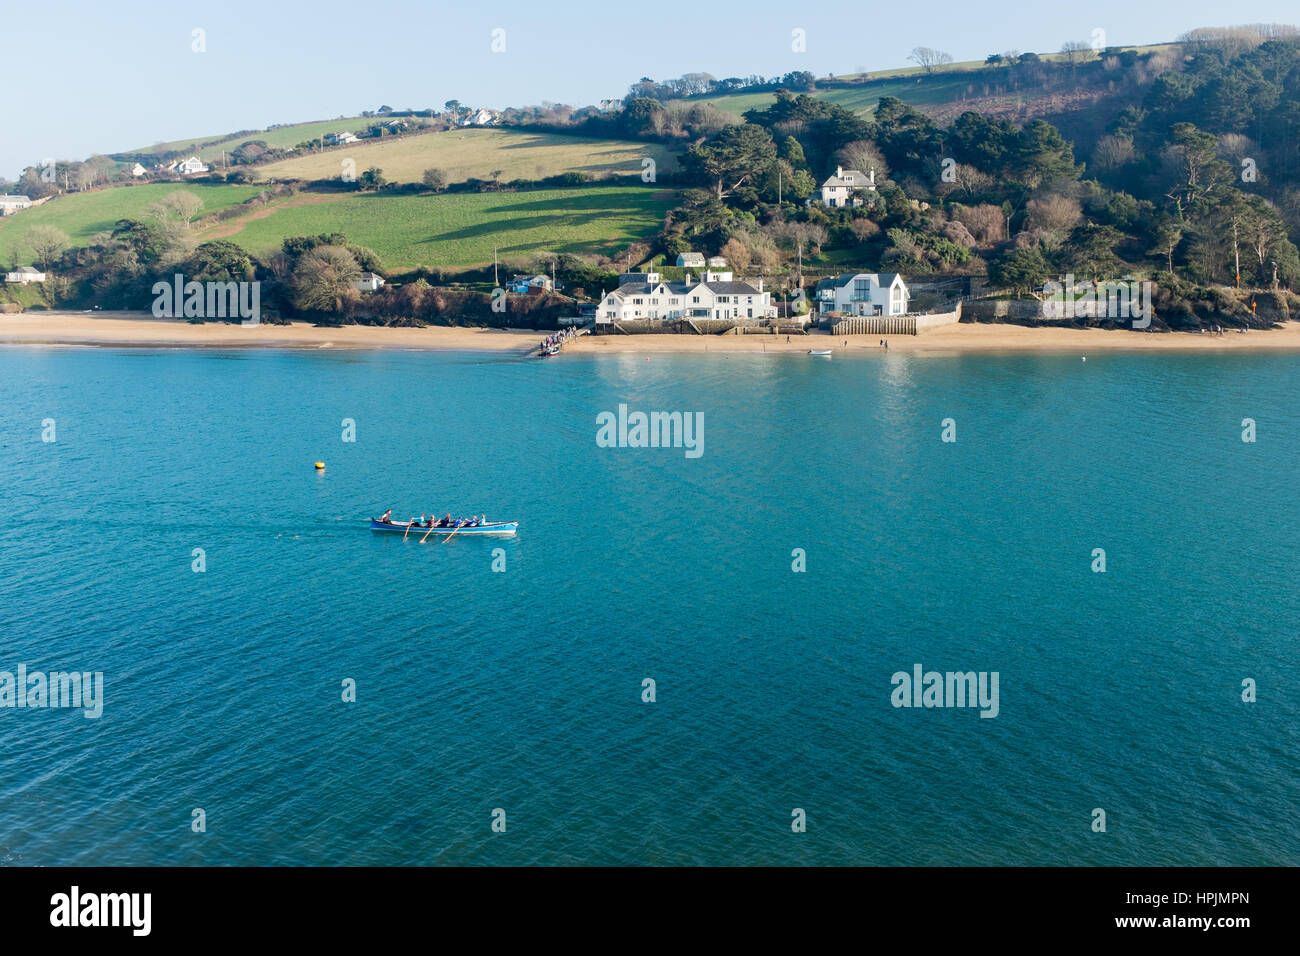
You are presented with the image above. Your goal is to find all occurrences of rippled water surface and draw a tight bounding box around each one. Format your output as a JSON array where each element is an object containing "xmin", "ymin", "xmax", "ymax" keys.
[{"xmin": 0, "ymin": 346, "xmax": 1296, "ymax": 865}]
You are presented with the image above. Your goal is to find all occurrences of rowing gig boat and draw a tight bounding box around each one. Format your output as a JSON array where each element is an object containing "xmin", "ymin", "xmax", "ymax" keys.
[
  {"xmin": 809, "ymin": 349, "xmax": 832, "ymax": 356},
  {"xmin": 369, "ymin": 518, "xmax": 518, "ymax": 536}
]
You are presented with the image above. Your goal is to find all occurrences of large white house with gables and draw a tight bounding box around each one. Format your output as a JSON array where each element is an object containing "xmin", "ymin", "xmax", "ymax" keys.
[
  {"xmin": 815, "ymin": 272, "xmax": 910, "ymax": 316},
  {"xmin": 595, "ymin": 268, "xmax": 777, "ymax": 325},
  {"xmin": 815, "ymin": 165, "xmax": 876, "ymax": 207}
]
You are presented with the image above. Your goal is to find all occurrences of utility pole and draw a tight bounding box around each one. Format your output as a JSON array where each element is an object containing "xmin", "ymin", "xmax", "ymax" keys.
[
  {"xmin": 778, "ymin": 165, "xmax": 782, "ymax": 204},
  {"xmin": 493, "ymin": 247, "xmax": 499, "ymax": 287}
]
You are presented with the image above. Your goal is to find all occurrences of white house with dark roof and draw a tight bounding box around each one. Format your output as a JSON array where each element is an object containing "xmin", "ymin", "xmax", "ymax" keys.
[
  {"xmin": 675, "ymin": 251, "xmax": 705, "ymax": 268},
  {"xmin": 815, "ymin": 272, "xmax": 909, "ymax": 316},
  {"xmin": 594, "ymin": 269, "xmax": 776, "ymax": 325},
  {"xmin": 816, "ymin": 165, "xmax": 876, "ymax": 207}
]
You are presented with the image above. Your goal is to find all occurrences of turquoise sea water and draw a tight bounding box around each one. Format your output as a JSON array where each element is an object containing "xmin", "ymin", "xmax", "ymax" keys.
[{"xmin": 0, "ymin": 346, "xmax": 1296, "ymax": 866}]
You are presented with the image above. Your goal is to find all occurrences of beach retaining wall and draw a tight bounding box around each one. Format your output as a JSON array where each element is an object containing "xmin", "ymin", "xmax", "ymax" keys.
[{"xmin": 831, "ymin": 303, "xmax": 961, "ymax": 336}]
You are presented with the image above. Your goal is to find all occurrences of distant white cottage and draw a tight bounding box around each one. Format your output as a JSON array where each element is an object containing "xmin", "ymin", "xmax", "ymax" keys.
[
  {"xmin": 815, "ymin": 272, "xmax": 909, "ymax": 316},
  {"xmin": 460, "ymin": 108, "xmax": 498, "ymax": 127},
  {"xmin": 175, "ymin": 156, "xmax": 210, "ymax": 176},
  {"xmin": 354, "ymin": 272, "xmax": 385, "ymax": 292},
  {"xmin": 327, "ymin": 131, "xmax": 359, "ymax": 146},
  {"xmin": 5, "ymin": 266, "xmax": 47, "ymax": 284},
  {"xmin": 130, "ymin": 163, "xmax": 148, "ymax": 177},
  {"xmin": 675, "ymin": 252, "xmax": 705, "ymax": 268},
  {"xmin": 0, "ymin": 194, "xmax": 33, "ymax": 215},
  {"xmin": 816, "ymin": 165, "xmax": 876, "ymax": 207},
  {"xmin": 595, "ymin": 269, "xmax": 776, "ymax": 324}
]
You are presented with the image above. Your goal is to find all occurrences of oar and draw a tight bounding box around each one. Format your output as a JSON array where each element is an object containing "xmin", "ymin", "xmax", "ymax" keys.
[
  {"xmin": 441, "ymin": 519, "xmax": 466, "ymax": 544},
  {"xmin": 403, "ymin": 520, "xmax": 412, "ymax": 541},
  {"xmin": 419, "ymin": 520, "xmax": 438, "ymax": 544}
]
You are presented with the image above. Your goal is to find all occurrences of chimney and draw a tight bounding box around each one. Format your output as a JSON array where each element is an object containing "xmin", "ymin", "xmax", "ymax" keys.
[
  {"xmin": 836, "ymin": 165, "xmax": 844, "ymax": 179},
  {"xmin": 869, "ymin": 168, "xmax": 875, "ymax": 185},
  {"xmin": 758, "ymin": 277, "xmax": 763, "ymax": 292}
]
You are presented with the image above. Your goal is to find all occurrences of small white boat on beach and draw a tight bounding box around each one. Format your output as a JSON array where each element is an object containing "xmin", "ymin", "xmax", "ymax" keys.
[{"xmin": 809, "ymin": 349, "xmax": 832, "ymax": 356}]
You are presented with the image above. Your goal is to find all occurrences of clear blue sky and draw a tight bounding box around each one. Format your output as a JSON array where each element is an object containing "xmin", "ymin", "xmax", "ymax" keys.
[{"xmin": 3, "ymin": 0, "xmax": 1295, "ymax": 180}]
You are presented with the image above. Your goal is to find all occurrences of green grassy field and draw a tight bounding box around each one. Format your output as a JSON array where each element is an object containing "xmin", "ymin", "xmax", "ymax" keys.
[
  {"xmin": 689, "ymin": 70, "xmax": 1031, "ymax": 119},
  {"xmin": 684, "ymin": 44, "xmax": 1174, "ymax": 119},
  {"xmin": 255, "ymin": 128, "xmax": 680, "ymax": 185},
  {"xmin": 124, "ymin": 117, "xmax": 377, "ymax": 162},
  {"xmin": 202, "ymin": 186, "xmax": 675, "ymax": 270},
  {"xmin": 0, "ymin": 183, "xmax": 264, "ymax": 260}
]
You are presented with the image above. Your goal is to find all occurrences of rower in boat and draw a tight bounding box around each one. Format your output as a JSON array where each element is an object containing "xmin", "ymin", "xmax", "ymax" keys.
[{"xmin": 379, "ymin": 509, "xmax": 393, "ymax": 524}]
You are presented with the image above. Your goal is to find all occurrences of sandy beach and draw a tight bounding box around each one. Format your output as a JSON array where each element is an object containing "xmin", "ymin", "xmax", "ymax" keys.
[{"xmin": 4, "ymin": 311, "xmax": 1300, "ymax": 353}]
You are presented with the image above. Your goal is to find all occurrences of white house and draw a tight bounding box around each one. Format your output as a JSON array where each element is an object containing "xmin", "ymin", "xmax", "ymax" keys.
[
  {"xmin": 594, "ymin": 270, "xmax": 777, "ymax": 325},
  {"xmin": 598, "ymin": 99, "xmax": 623, "ymax": 113},
  {"xmin": 327, "ymin": 131, "xmax": 359, "ymax": 146},
  {"xmin": 175, "ymin": 156, "xmax": 210, "ymax": 175},
  {"xmin": 675, "ymin": 252, "xmax": 705, "ymax": 268},
  {"xmin": 0, "ymin": 194, "xmax": 33, "ymax": 215},
  {"xmin": 5, "ymin": 266, "xmax": 47, "ymax": 284},
  {"xmin": 815, "ymin": 272, "xmax": 909, "ymax": 316},
  {"xmin": 706, "ymin": 256, "xmax": 728, "ymax": 269},
  {"xmin": 354, "ymin": 272, "xmax": 385, "ymax": 292},
  {"xmin": 816, "ymin": 165, "xmax": 876, "ymax": 207},
  {"xmin": 460, "ymin": 109, "xmax": 498, "ymax": 127},
  {"xmin": 130, "ymin": 163, "xmax": 148, "ymax": 177}
]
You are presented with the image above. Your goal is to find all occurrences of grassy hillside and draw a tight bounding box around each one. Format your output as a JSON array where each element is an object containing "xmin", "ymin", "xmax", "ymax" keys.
[
  {"xmin": 683, "ymin": 44, "xmax": 1178, "ymax": 120},
  {"xmin": 198, "ymin": 186, "xmax": 675, "ymax": 270},
  {"xmin": 255, "ymin": 128, "xmax": 680, "ymax": 185},
  {"xmin": 0, "ymin": 183, "xmax": 264, "ymax": 258},
  {"xmin": 689, "ymin": 73, "xmax": 990, "ymax": 119},
  {"xmin": 123, "ymin": 117, "xmax": 376, "ymax": 162}
]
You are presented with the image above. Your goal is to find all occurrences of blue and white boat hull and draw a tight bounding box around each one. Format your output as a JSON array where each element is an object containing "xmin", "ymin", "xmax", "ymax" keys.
[{"xmin": 369, "ymin": 518, "xmax": 517, "ymax": 536}]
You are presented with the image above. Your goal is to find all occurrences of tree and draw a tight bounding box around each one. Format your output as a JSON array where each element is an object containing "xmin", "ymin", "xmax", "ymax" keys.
[
  {"xmin": 719, "ymin": 237, "xmax": 752, "ymax": 273},
  {"xmin": 908, "ymin": 47, "xmax": 954, "ymax": 74},
  {"xmin": 1013, "ymin": 120, "xmax": 1082, "ymax": 189},
  {"xmin": 186, "ymin": 240, "xmax": 254, "ymax": 283},
  {"xmin": 989, "ymin": 245, "xmax": 1050, "ymax": 295},
  {"xmin": 1059, "ymin": 41, "xmax": 1092, "ymax": 68},
  {"xmin": 27, "ymin": 225, "xmax": 69, "ymax": 271},
  {"xmin": 149, "ymin": 190, "xmax": 204, "ymax": 227},
  {"xmin": 422, "ymin": 168, "xmax": 446, "ymax": 192},
  {"xmin": 292, "ymin": 245, "xmax": 361, "ymax": 312},
  {"xmin": 1165, "ymin": 123, "xmax": 1232, "ymax": 206},
  {"xmin": 682, "ymin": 124, "xmax": 777, "ymax": 202},
  {"xmin": 1062, "ymin": 223, "xmax": 1124, "ymax": 278},
  {"xmin": 358, "ymin": 167, "xmax": 387, "ymax": 191},
  {"xmin": 1149, "ymin": 216, "xmax": 1184, "ymax": 276}
]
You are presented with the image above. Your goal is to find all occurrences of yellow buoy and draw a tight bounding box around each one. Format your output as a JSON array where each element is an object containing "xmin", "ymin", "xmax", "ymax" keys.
[{"xmin": 314, "ymin": 462, "xmax": 325, "ymax": 470}]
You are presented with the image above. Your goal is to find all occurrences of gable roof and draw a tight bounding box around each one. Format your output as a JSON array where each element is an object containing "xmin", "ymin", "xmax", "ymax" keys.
[
  {"xmin": 816, "ymin": 272, "xmax": 907, "ymax": 291},
  {"xmin": 822, "ymin": 169, "xmax": 869, "ymax": 187}
]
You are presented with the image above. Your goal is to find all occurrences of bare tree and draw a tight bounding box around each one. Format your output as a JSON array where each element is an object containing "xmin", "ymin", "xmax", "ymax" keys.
[
  {"xmin": 1059, "ymin": 41, "xmax": 1092, "ymax": 68},
  {"xmin": 292, "ymin": 246, "xmax": 361, "ymax": 312},
  {"xmin": 27, "ymin": 225, "xmax": 69, "ymax": 271},
  {"xmin": 908, "ymin": 47, "xmax": 954, "ymax": 74}
]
